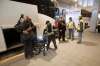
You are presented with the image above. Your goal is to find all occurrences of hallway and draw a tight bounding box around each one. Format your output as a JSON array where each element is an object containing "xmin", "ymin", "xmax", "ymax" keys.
[{"xmin": 1, "ymin": 30, "xmax": 100, "ymax": 66}]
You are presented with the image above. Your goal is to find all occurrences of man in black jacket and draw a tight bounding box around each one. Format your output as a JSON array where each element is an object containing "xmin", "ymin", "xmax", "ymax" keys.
[
  {"xmin": 58, "ymin": 17, "xmax": 66, "ymax": 42},
  {"xmin": 15, "ymin": 16, "xmax": 36, "ymax": 59}
]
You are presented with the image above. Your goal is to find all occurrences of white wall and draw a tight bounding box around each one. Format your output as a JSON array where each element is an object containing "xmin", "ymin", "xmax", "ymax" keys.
[
  {"xmin": 90, "ymin": 10, "xmax": 98, "ymax": 32},
  {"xmin": 90, "ymin": 0, "xmax": 100, "ymax": 32},
  {"xmin": 0, "ymin": 0, "xmax": 38, "ymax": 52},
  {"xmin": 0, "ymin": 0, "xmax": 38, "ymax": 26},
  {"xmin": 0, "ymin": 27, "xmax": 7, "ymax": 52}
]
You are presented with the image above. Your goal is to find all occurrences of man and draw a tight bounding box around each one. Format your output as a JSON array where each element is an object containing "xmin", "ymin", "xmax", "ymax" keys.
[
  {"xmin": 67, "ymin": 17, "xmax": 75, "ymax": 41},
  {"xmin": 77, "ymin": 16, "xmax": 84, "ymax": 43},
  {"xmin": 15, "ymin": 16, "xmax": 36, "ymax": 59},
  {"xmin": 45, "ymin": 21, "xmax": 57, "ymax": 50},
  {"xmin": 58, "ymin": 17, "xmax": 66, "ymax": 41},
  {"xmin": 15, "ymin": 14, "xmax": 25, "ymax": 33}
]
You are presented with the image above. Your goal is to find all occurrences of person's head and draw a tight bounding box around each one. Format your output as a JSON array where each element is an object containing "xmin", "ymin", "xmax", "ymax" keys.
[
  {"xmin": 79, "ymin": 16, "xmax": 83, "ymax": 20},
  {"xmin": 46, "ymin": 20, "xmax": 50, "ymax": 25},
  {"xmin": 25, "ymin": 16, "xmax": 32, "ymax": 22},
  {"xmin": 60, "ymin": 16, "xmax": 64, "ymax": 20},
  {"xmin": 69, "ymin": 17, "xmax": 72, "ymax": 21},
  {"xmin": 20, "ymin": 14, "xmax": 24, "ymax": 18}
]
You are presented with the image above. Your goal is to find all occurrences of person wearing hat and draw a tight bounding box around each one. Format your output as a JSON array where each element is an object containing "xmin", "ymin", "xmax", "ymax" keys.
[{"xmin": 45, "ymin": 20, "xmax": 57, "ymax": 50}]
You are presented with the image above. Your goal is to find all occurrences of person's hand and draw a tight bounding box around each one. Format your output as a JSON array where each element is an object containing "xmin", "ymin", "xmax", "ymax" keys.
[
  {"xmin": 23, "ymin": 31, "xmax": 29, "ymax": 34},
  {"xmin": 26, "ymin": 27, "xmax": 32, "ymax": 32}
]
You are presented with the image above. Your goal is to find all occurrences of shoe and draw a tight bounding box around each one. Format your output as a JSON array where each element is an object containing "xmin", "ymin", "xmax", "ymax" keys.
[
  {"xmin": 63, "ymin": 39, "xmax": 66, "ymax": 42},
  {"xmin": 77, "ymin": 41, "xmax": 81, "ymax": 44},
  {"xmin": 54, "ymin": 47, "xmax": 57, "ymax": 50}
]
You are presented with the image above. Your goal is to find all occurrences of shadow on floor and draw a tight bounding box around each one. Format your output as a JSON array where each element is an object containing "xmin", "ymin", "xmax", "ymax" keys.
[
  {"xmin": 59, "ymin": 40, "xmax": 69, "ymax": 44},
  {"xmin": 11, "ymin": 60, "xmax": 30, "ymax": 66},
  {"xmin": 82, "ymin": 41, "xmax": 98, "ymax": 46},
  {"xmin": 0, "ymin": 58, "xmax": 30, "ymax": 66},
  {"xmin": 32, "ymin": 49, "xmax": 57, "ymax": 61}
]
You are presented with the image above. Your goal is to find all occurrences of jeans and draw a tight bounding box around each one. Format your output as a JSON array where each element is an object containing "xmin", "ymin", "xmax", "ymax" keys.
[
  {"xmin": 78, "ymin": 32, "xmax": 83, "ymax": 43},
  {"xmin": 59, "ymin": 30, "xmax": 65, "ymax": 41},
  {"xmin": 69, "ymin": 29, "xmax": 74, "ymax": 40},
  {"xmin": 47, "ymin": 35, "xmax": 57, "ymax": 50},
  {"xmin": 21, "ymin": 35, "xmax": 33, "ymax": 59}
]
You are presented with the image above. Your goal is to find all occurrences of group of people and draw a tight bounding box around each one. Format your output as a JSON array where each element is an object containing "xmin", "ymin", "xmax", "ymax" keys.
[
  {"xmin": 15, "ymin": 14, "xmax": 84, "ymax": 59},
  {"xmin": 53, "ymin": 16, "xmax": 84, "ymax": 43},
  {"xmin": 43, "ymin": 16, "xmax": 84, "ymax": 53}
]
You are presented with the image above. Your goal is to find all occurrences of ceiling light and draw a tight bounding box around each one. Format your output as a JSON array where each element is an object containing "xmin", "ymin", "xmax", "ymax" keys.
[
  {"xmin": 51, "ymin": 0, "xmax": 57, "ymax": 2},
  {"xmin": 74, "ymin": 0, "xmax": 78, "ymax": 2},
  {"xmin": 98, "ymin": 13, "xmax": 100, "ymax": 19},
  {"xmin": 51, "ymin": 0, "xmax": 54, "ymax": 2}
]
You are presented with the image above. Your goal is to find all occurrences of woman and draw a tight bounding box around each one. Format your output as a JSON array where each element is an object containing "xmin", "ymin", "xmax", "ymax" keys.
[{"xmin": 15, "ymin": 15, "xmax": 36, "ymax": 59}]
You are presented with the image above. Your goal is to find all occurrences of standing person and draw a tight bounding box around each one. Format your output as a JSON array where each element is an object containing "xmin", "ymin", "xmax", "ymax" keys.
[
  {"xmin": 53, "ymin": 18, "xmax": 59, "ymax": 39},
  {"xmin": 45, "ymin": 21, "xmax": 57, "ymax": 50},
  {"xmin": 58, "ymin": 17, "xmax": 66, "ymax": 42},
  {"xmin": 15, "ymin": 16, "xmax": 36, "ymax": 59},
  {"xmin": 15, "ymin": 14, "xmax": 25, "ymax": 33},
  {"xmin": 67, "ymin": 17, "xmax": 75, "ymax": 41},
  {"xmin": 77, "ymin": 16, "xmax": 84, "ymax": 43}
]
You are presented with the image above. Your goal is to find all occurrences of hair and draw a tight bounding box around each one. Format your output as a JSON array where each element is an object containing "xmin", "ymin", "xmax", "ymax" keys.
[
  {"xmin": 20, "ymin": 14, "xmax": 24, "ymax": 18},
  {"xmin": 46, "ymin": 20, "xmax": 50, "ymax": 24},
  {"xmin": 69, "ymin": 17, "xmax": 72, "ymax": 21},
  {"xmin": 19, "ymin": 14, "xmax": 24, "ymax": 22},
  {"xmin": 79, "ymin": 16, "xmax": 82, "ymax": 20}
]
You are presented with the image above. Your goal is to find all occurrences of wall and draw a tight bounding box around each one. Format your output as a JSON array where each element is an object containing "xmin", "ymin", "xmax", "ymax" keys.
[
  {"xmin": 0, "ymin": 0, "xmax": 38, "ymax": 26},
  {"xmin": 90, "ymin": 0, "xmax": 100, "ymax": 32},
  {"xmin": 0, "ymin": 0, "xmax": 38, "ymax": 52}
]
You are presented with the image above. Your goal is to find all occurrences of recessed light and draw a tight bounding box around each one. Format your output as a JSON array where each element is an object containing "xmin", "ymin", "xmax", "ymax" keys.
[
  {"xmin": 74, "ymin": 0, "xmax": 78, "ymax": 2},
  {"xmin": 98, "ymin": 13, "xmax": 100, "ymax": 19}
]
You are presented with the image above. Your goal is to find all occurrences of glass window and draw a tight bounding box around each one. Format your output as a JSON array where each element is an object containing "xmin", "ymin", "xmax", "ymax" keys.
[
  {"xmin": 88, "ymin": 0, "xmax": 94, "ymax": 6},
  {"xmin": 78, "ymin": 0, "xmax": 94, "ymax": 7},
  {"xmin": 83, "ymin": 0, "xmax": 88, "ymax": 7}
]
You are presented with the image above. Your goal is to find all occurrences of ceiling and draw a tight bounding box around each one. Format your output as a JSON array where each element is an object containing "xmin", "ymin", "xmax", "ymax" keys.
[{"xmin": 57, "ymin": 0, "xmax": 76, "ymax": 6}]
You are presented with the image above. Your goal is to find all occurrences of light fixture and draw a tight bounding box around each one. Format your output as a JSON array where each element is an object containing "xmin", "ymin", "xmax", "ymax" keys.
[
  {"xmin": 98, "ymin": 13, "xmax": 100, "ymax": 19},
  {"xmin": 74, "ymin": 0, "xmax": 78, "ymax": 2},
  {"xmin": 51, "ymin": 0, "xmax": 53, "ymax": 2},
  {"xmin": 83, "ymin": 4, "xmax": 87, "ymax": 7},
  {"xmin": 51, "ymin": 0, "xmax": 57, "ymax": 2},
  {"xmin": 51, "ymin": 0, "xmax": 54, "ymax": 2}
]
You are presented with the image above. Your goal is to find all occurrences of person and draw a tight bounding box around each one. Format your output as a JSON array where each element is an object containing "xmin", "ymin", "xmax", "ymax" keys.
[
  {"xmin": 67, "ymin": 17, "xmax": 75, "ymax": 41},
  {"xmin": 15, "ymin": 14, "xmax": 25, "ymax": 33},
  {"xmin": 58, "ymin": 16, "xmax": 66, "ymax": 42},
  {"xmin": 45, "ymin": 21, "xmax": 57, "ymax": 50},
  {"xmin": 53, "ymin": 18, "xmax": 59, "ymax": 29},
  {"xmin": 77, "ymin": 16, "xmax": 84, "ymax": 43},
  {"xmin": 15, "ymin": 15, "xmax": 36, "ymax": 59}
]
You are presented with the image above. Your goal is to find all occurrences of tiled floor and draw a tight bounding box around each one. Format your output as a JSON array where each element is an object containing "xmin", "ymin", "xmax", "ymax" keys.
[{"xmin": 1, "ymin": 31, "xmax": 100, "ymax": 66}]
